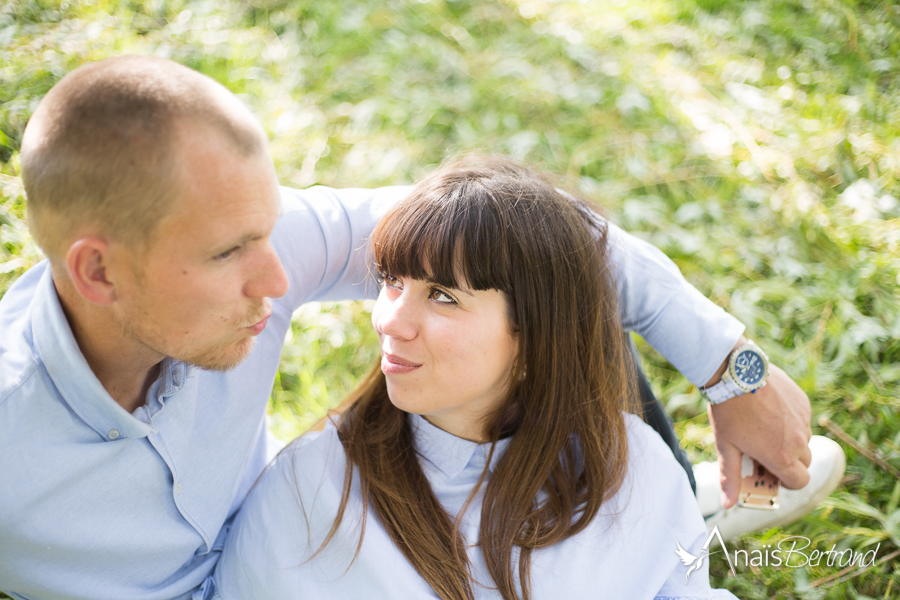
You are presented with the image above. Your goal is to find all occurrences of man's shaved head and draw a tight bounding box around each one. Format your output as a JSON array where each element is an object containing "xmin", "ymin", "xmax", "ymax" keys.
[{"xmin": 21, "ymin": 55, "xmax": 269, "ymax": 263}]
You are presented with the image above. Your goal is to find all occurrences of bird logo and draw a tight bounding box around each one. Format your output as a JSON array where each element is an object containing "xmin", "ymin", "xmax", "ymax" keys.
[
  {"xmin": 674, "ymin": 525, "xmax": 735, "ymax": 582},
  {"xmin": 674, "ymin": 541, "xmax": 707, "ymax": 582}
]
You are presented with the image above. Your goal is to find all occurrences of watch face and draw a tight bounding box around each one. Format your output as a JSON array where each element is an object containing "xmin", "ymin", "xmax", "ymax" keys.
[{"xmin": 733, "ymin": 349, "xmax": 766, "ymax": 386}]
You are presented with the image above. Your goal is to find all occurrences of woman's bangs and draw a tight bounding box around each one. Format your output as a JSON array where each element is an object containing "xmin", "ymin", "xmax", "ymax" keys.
[{"xmin": 373, "ymin": 185, "xmax": 512, "ymax": 292}]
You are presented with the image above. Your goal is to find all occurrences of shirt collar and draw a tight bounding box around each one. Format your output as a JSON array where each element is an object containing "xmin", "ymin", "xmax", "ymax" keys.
[
  {"xmin": 161, "ymin": 358, "xmax": 190, "ymax": 399},
  {"xmin": 409, "ymin": 413, "xmax": 511, "ymax": 480},
  {"xmin": 31, "ymin": 265, "xmax": 159, "ymax": 440}
]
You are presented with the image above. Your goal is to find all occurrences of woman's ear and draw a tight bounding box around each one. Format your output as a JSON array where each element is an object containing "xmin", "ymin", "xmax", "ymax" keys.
[{"xmin": 65, "ymin": 238, "xmax": 117, "ymax": 306}]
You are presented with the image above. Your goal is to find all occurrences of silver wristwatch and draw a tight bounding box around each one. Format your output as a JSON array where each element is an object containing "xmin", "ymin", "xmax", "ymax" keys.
[{"xmin": 699, "ymin": 340, "xmax": 770, "ymax": 405}]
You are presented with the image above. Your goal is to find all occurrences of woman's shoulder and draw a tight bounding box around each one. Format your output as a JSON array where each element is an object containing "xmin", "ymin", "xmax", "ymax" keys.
[
  {"xmin": 277, "ymin": 420, "xmax": 346, "ymax": 466},
  {"xmin": 265, "ymin": 420, "xmax": 349, "ymax": 497},
  {"xmin": 612, "ymin": 411, "xmax": 701, "ymax": 514},
  {"xmin": 622, "ymin": 411, "xmax": 682, "ymax": 469},
  {"xmin": 578, "ymin": 414, "xmax": 727, "ymax": 598},
  {"xmin": 227, "ymin": 420, "xmax": 350, "ymax": 536},
  {"xmin": 216, "ymin": 422, "xmax": 356, "ymax": 597}
]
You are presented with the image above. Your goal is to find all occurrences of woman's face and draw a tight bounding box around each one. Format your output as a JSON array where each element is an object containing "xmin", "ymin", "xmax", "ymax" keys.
[{"xmin": 372, "ymin": 273, "xmax": 519, "ymax": 442}]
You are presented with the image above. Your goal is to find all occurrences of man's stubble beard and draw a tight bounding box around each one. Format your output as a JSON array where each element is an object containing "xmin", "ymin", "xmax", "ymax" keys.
[
  {"xmin": 116, "ymin": 311, "xmax": 258, "ymax": 373},
  {"xmin": 187, "ymin": 335, "xmax": 257, "ymax": 372},
  {"xmin": 118, "ymin": 245, "xmax": 264, "ymax": 373}
]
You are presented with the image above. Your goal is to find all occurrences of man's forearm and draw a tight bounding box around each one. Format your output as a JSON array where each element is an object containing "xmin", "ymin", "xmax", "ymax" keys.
[
  {"xmin": 606, "ymin": 220, "xmax": 745, "ymax": 385},
  {"xmin": 703, "ymin": 336, "xmax": 748, "ymax": 388}
]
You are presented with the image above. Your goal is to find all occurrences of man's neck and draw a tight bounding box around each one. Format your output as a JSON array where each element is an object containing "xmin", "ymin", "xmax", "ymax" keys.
[{"xmin": 54, "ymin": 276, "xmax": 164, "ymax": 414}]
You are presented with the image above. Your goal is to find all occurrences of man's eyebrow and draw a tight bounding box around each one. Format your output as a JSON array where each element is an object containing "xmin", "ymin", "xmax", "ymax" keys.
[
  {"xmin": 217, "ymin": 232, "xmax": 264, "ymax": 250},
  {"xmin": 222, "ymin": 202, "xmax": 280, "ymax": 248}
]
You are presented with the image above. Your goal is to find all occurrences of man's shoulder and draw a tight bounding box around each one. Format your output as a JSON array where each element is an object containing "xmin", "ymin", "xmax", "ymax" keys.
[
  {"xmin": 0, "ymin": 263, "xmax": 46, "ymax": 406},
  {"xmin": 0, "ymin": 347, "xmax": 41, "ymax": 408}
]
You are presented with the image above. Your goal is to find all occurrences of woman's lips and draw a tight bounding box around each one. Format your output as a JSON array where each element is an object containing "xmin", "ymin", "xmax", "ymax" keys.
[{"xmin": 381, "ymin": 352, "xmax": 421, "ymax": 375}]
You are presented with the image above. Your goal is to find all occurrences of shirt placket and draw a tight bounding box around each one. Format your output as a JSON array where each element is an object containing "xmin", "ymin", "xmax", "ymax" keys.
[{"xmin": 145, "ymin": 362, "xmax": 217, "ymax": 554}]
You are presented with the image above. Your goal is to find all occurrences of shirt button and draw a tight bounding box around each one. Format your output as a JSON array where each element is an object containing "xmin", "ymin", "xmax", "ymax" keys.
[{"xmin": 108, "ymin": 429, "xmax": 120, "ymax": 440}]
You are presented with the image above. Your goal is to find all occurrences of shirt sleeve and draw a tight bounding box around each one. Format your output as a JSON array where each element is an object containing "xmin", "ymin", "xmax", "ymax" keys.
[
  {"xmin": 270, "ymin": 184, "xmax": 744, "ymax": 387},
  {"xmin": 607, "ymin": 221, "xmax": 745, "ymax": 387},
  {"xmin": 271, "ymin": 185, "xmax": 411, "ymax": 311}
]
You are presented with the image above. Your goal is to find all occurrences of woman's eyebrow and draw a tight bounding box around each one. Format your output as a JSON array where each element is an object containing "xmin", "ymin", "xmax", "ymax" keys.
[{"xmin": 425, "ymin": 278, "xmax": 475, "ymax": 296}]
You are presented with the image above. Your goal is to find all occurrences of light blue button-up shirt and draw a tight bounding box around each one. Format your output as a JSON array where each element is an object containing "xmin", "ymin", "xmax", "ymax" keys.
[
  {"xmin": 0, "ymin": 186, "xmax": 743, "ymax": 600},
  {"xmin": 214, "ymin": 413, "xmax": 738, "ymax": 599}
]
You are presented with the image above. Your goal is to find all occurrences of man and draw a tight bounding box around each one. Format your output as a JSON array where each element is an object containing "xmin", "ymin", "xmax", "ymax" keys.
[{"xmin": 0, "ymin": 56, "xmax": 834, "ymax": 600}]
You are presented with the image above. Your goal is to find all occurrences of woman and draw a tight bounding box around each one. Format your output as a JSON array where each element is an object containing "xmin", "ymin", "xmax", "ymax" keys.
[{"xmin": 215, "ymin": 156, "xmax": 736, "ymax": 600}]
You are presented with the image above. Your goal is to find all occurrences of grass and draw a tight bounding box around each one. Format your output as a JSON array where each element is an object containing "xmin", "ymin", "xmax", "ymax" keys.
[{"xmin": 1, "ymin": 0, "xmax": 898, "ymax": 597}]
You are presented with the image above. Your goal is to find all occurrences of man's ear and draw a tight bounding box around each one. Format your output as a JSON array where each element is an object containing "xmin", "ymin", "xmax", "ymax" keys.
[{"xmin": 65, "ymin": 238, "xmax": 117, "ymax": 306}]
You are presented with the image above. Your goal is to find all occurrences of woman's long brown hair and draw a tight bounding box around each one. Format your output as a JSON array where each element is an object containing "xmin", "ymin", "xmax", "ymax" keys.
[{"xmin": 317, "ymin": 155, "xmax": 636, "ymax": 600}]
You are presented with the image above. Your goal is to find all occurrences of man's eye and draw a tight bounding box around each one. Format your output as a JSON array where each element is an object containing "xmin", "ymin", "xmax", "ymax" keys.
[
  {"xmin": 215, "ymin": 247, "xmax": 240, "ymax": 260},
  {"xmin": 429, "ymin": 288, "xmax": 456, "ymax": 304}
]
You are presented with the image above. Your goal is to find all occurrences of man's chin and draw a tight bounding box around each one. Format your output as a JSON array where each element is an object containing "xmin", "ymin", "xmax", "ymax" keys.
[{"xmin": 186, "ymin": 337, "xmax": 257, "ymax": 373}]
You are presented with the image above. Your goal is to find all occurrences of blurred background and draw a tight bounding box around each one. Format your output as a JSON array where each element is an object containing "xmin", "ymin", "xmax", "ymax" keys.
[{"xmin": 1, "ymin": 0, "xmax": 898, "ymax": 596}]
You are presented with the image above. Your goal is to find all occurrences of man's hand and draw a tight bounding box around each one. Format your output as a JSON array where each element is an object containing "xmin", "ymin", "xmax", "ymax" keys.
[{"xmin": 707, "ymin": 364, "xmax": 812, "ymax": 508}]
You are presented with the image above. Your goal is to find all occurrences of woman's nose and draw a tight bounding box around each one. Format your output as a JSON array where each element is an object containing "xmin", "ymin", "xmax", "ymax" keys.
[{"xmin": 372, "ymin": 290, "xmax": 418, "ymax": 341}]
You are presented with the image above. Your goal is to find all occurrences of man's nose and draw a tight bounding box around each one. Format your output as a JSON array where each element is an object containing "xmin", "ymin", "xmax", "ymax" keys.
[{"xmin": 245, "ymin": 243, "xmax": 289, "ymax": 299}]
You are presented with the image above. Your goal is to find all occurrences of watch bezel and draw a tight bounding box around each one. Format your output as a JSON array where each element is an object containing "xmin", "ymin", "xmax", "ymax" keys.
[{"xmin": 726, "ymin": 341, "xmax": 769, "ymax": 393}]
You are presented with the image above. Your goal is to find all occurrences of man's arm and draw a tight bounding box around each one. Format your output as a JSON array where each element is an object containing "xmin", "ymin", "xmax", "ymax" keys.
[
  {"xmin": 607, "ymin": 220, "xmax": 744, "ymax": 386},
  {"xmin": 272, "ymin": 186, "xmax": 813, "ymax": 498},
  {"xmin": 705, "ymin": 338, "xmax": 812, "ymax": 508},
  {"xmin": 608, "ymin": 221, "xmax": 812, "ymax": 505},
  {"xmin": 271, "ymin": 185, "xmax": 410, "ymax": 311}
]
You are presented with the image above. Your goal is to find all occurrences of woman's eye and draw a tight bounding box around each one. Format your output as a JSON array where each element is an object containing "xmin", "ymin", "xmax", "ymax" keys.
[
  {"xmin": 380, "ymin": 273, "xmax": 402, "ymax": 289},
  {"xmin": 429, "ymin": 288, "xmax": 456, "ymax": 304}
]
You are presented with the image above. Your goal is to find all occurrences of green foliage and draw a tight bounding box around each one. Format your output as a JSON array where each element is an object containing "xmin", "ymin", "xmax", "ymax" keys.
[
  {"xmin": 1, "ymin": 0, "xmax": 898, "ymax": 596},
  {"xmin": 269, "ymin": 301, "xmax": 379, "ymax": 438}
]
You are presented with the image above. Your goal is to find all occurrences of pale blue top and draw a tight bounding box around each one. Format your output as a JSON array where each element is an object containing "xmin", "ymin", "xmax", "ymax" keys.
[
  {"xmin": 0, "ymin": 185, "xmax": 743, "ymax": 600},
  {"xmin": 214, "ymin": 413, "xmax": 738, "ymax": 599}
]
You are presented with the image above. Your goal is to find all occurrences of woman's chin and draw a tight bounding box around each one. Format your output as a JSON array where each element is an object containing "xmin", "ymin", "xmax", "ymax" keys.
[{"xmin": 385, "ymin": 387, "xmax": 421, "ymax": 416}]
